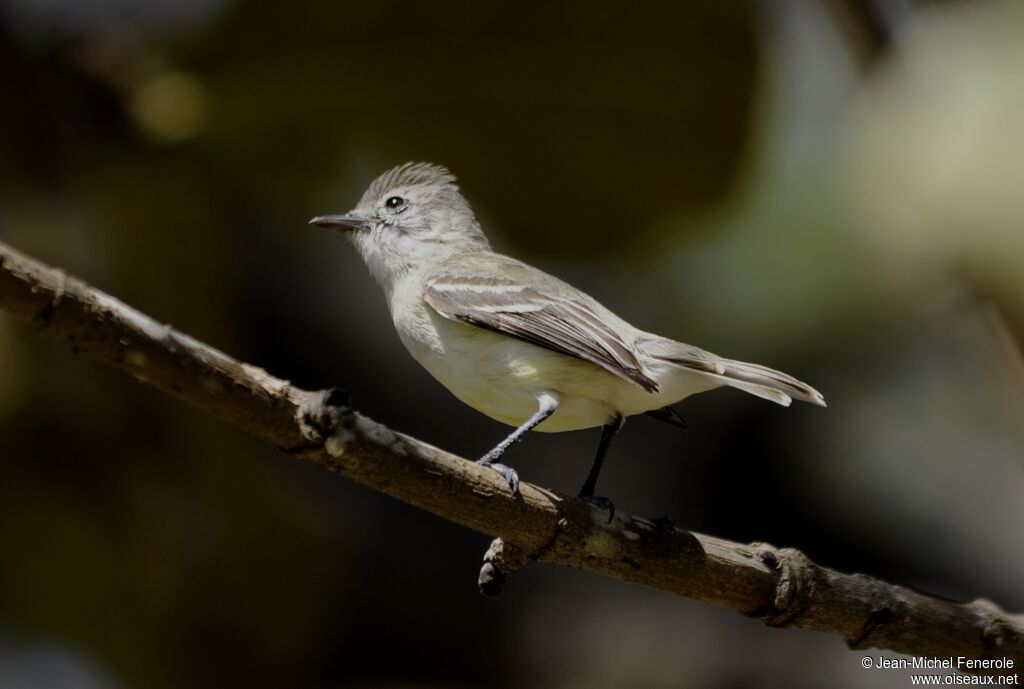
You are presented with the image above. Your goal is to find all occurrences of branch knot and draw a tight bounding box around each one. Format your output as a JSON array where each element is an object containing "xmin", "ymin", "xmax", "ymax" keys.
[
  {"xmin": 478, "ymin": 537, "xmax": 530, "ymax": 598},
  {"xmin": 756, "ymin": 546, "xmax": 819, "ymax": 627},
  {"xmin": 292, "ymin": 387, "xmax": 353, "ymax": 451},
  {"xmin": 972, "ymin": 598, "xmax": 1013, "ymax": 652}
]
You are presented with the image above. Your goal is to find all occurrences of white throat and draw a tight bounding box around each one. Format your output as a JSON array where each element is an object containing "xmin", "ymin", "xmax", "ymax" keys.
[{"xmin": 349, "ymin": 218, "xmax": 491, "ymax": 299}]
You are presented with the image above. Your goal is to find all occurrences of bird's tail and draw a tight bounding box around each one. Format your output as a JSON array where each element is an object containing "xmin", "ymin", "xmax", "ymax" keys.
[
  {"xmin": 643, "ymin": 336, "xmax": 825, "ymax": 408},
  {"xmin": 714, "ymin": 358, "xmax": 826, "ymax": 408}
]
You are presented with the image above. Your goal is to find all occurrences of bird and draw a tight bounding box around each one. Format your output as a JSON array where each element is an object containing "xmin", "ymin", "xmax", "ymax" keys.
[{"xmin": 310, "ymin": 162, "xmax": 824, "ymax": 517}]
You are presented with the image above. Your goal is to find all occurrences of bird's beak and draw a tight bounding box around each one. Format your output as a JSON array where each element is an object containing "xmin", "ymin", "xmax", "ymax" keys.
[{"xmin": 308, "ymin": 214, "xmax": 371, "ymax": 233}]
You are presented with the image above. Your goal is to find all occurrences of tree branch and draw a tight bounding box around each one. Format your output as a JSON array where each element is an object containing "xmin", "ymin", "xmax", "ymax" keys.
[{"xmin": 1, "ymin": 238, "xmax": 1021, "ymax": 667}]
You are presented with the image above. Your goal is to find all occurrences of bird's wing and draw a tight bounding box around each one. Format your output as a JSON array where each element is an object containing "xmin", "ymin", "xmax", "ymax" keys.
[{"xmin": 423, "ymin": 253, "xmax": 660, "ymax": 393}]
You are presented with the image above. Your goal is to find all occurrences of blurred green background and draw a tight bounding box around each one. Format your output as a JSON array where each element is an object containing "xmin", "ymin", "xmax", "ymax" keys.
[{"xmin": 1, "ymin": 0, "xmax": 1023, "ymax": 687}]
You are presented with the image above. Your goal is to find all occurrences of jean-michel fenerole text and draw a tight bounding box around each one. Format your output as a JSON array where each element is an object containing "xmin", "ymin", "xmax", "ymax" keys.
[{"xmin": 870, "ymin": 656, "xmax": 1015, "ymax": 671}]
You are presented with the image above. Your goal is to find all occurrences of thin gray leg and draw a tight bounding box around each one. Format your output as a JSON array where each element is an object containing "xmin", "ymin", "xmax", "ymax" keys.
[{"xmin": 478, "ymin": 393, "xmax": 559, "ymax": 493}]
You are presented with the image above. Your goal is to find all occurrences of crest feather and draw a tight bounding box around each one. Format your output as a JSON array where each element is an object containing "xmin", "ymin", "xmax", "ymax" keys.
[{"xmin": 368, "ymin": 162, "xmax": 457, "ymax": 198}]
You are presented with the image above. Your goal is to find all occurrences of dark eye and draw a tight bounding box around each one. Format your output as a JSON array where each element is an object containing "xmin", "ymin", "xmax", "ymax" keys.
[{"xmin": 385, "ymin": 196, "xmax": 405, "ymax": 210}]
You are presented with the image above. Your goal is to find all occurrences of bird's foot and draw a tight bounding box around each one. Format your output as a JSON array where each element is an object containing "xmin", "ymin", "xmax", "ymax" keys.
[
  {"xmin": 579, "ymin": 494, "xmax": 616, "ymax": 523},
  {"xmin": 477, "ymin": 456, "xmax": 520, "ymax": 494}
]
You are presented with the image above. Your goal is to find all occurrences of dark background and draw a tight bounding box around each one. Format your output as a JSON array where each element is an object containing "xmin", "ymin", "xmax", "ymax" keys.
[{"xmin": 1, "ymin": 1, "xmax": 1023, "ymax": 687}]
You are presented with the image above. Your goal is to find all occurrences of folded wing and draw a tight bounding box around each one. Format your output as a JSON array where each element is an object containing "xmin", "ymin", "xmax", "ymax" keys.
[{"xmin": 424, "ymin": 254, "xmax": 659, "ymax": 393}]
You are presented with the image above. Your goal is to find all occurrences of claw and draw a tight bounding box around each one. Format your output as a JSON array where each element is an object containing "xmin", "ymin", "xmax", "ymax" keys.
[
  {"xmin": 580, "ymin": 494, "xmax": 615, "ymax": 523},
  {"xmin": 483, "ymin": 461, "xmax": 519, "ymax": 494}
]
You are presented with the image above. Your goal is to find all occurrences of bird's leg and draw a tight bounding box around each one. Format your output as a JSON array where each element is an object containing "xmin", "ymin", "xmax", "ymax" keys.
[
  {"xmin": 578, "ymin": 414, "xmax": 625, "ymax": 522},
  {"xmin": 478, "ymin": 393, "xmax": 559, "ymax": 494}
]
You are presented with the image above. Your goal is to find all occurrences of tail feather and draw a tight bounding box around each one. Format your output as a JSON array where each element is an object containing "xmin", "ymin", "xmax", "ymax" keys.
[
  {"xmin": 717, "ymin": 358, "xmax": 826, "ymax": 407},
  {"xmin": 704, "ymin": 373, "xmax": 795, "ymax": 407},
  {"xmin": 642, "ymin": 335, "xmax": 826, "ymax": 408}
]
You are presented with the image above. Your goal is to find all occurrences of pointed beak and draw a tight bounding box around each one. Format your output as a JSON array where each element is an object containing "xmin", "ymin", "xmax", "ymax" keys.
[{"xmin": 308, "ymin": 214, "xmax": 371, "ymax": 233}]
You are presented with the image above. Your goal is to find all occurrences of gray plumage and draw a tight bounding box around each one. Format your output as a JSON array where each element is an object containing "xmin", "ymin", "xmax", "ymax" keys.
[{"xmin": 311, "ymin": 162, "xmax": 825, "ymax": 502}]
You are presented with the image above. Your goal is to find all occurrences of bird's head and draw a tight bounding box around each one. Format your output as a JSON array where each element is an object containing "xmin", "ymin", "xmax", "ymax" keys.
[{"xmin": 311, "ymin": 162, "xmax": 490, "ymax": 290}]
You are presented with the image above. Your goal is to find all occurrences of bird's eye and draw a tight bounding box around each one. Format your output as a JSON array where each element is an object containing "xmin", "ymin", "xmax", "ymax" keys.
[{"xmin": 385, "ymin": 196, "xmax": 406, "ymax": 210}]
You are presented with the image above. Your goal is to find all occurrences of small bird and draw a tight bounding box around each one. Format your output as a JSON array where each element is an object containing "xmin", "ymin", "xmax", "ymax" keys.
[{"xmin": 311, "ymin": 162, "xmax": 824, "ymax": 516}]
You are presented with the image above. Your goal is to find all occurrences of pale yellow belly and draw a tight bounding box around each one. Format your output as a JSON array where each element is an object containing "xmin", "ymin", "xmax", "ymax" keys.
[{"xmin": 398, "ymin": 312, "xmax": 683, "ymax": 432}]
